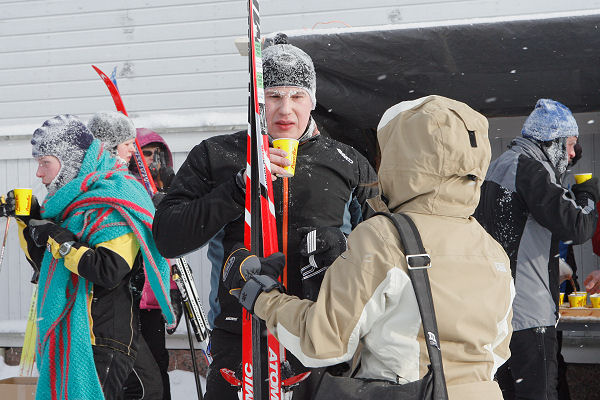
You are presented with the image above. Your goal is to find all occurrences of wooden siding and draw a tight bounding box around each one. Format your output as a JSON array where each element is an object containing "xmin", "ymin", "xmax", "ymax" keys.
[{"xmin": 2, "ymin": 0, "xmax": 598, "ymax": 134}]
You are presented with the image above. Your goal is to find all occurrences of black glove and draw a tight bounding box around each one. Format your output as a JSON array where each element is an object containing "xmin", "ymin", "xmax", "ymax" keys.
[
  {"xmin": 570, "ymin": 143, "xmax": 582, "ymax": 167},
  {"xmin": 298, "ymin": 226, "xmax": 347, "ymax": 301},
  {"xmin": 159, "ymin": 167, "xmax": 175, "ymax": 190},
  {"xmin": 152, "ymin": 192, "xmax": 166, "ymax": 208},
  {"xmin": 167, "ymin": 288, "xmax": 184, "ymax": 335},
  {"xmin": 222, "ymin": 247, "xmax": 285, "ymax": 313},
  {"xmin": 3, "ymin": 190, "xmax": 41, "ymax": 223},
  {"xmin": 572, "ymin": 177, "xmax": 600, "ymax": 204},
  {"xmin": 28, "ymin": 219, "xmax": 77, "ymax": 248}
]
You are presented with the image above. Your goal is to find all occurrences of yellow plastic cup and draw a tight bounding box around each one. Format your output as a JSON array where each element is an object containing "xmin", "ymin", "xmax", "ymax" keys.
[
  {"xmin": 272, "ymin": 138, "xmax": 299, "ymax": 177},
  {"xmin": 591, "ymin": 294, "xmax": 600, "ymax": 308},
  {"xmin": 574, "ymin": 173, "xmax": 592, "ymax": 184},
  {"xmin": 568, "ymin": 291, "xmax": 587, "ymax": 308},
  {"xmin": 13, "ymin": 188, "xmax": 33, "ymax": 216},
  {"xmin": 559, "ymin": 293, "xmax": 565, "ymax": 306}
]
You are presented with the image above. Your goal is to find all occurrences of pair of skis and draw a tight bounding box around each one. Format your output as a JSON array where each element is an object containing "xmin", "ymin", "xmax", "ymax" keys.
[
  {"xmin": 220, "ymin": 1, "xmax": 309, "ymax": 399},
  {"xmin": 92, "ymin": 66, "xmax": 211, "ymax": 398}
]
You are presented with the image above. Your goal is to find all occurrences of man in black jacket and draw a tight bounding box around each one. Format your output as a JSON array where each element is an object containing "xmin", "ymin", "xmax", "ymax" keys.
[
  {"xmin": 475, "ymin": 99, "xmax": 599, "ymax": 400},
  {"xmin": 152, "ymin": 35, "xmax": 377, "ymax": 400}
]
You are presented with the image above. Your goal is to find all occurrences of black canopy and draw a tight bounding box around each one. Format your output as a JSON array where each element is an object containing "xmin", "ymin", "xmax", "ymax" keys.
[{"xmin": 284, "ymin": 13, "xmax": 600, "ymax": 165}]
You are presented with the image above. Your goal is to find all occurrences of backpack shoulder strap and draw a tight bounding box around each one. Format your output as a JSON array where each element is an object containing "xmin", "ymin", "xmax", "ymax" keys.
[{"xmin": 373, "ymin": 212, "xmax": 449, "ymax": 400}]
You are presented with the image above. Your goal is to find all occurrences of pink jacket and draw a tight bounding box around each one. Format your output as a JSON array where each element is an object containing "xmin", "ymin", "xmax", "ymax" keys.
[{"xmin": 134, "ymin": 128, "xmax": 178, "ymax": 310}]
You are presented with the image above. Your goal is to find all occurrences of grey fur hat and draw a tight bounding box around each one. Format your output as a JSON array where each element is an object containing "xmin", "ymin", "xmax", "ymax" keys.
[
  {"xmin": 263, "ymin": 33, "xmax": 316, "ymax": 109},
  {"xmin": 31, "ymin": 114, "xmax": 94, "ymax": 195},
  {"xmin": 87, "ymin": 111, "xmax": 136, "ymax": 154}
]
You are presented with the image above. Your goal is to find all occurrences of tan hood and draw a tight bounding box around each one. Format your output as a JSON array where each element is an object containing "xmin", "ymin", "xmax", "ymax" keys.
[{"xmin": 373, "ymin": 95, "xmax": 491, "ymax": 218}]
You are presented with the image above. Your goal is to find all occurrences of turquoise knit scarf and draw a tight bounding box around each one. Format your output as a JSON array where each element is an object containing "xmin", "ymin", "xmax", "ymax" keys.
[{"xmin": 35, "ymin": 139, "xmax": 174, "ymax": 400}]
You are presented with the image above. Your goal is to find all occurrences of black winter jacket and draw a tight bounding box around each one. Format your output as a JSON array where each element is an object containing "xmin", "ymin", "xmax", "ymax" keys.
[{"xmin": 153, "ymin": 131, "xmax": 377, "ymax": 333}]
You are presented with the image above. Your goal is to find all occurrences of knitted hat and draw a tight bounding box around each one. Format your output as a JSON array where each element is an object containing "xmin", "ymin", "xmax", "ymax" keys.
[
  {"xmin": 263, "ymin": 33, "xmax": 316, "ymax": 109},
  {"xmin": 87, "ymin": 111, "xmax": 136, "ymax": 154},
  {"xmin": 521, "ymin": 99, "xmax": 578, "ymax": 141},
  {"xmin": 31, "ymin": 114, "xmax": 94, "ymax": 195}
]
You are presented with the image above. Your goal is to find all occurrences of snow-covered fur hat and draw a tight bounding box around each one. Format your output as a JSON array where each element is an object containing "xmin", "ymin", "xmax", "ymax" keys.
[
  {"xmin": 263, "ymin": 33, "xmax": 316, "ymax": 109},
  {"xmin": 87, "ymin": 111, "xmax": 136, "ymax": 155},
  {"xmin": 521, "ymin": 99, "xmax": 578, "ymax": 141},
  {"xmin": 31, "ymin": 114, "xmax": 94, "ymax": 195}
]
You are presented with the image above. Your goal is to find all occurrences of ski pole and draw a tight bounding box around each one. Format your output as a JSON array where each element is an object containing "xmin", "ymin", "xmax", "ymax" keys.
[
  {"xmin": 0, "ymin": 216, "xmax": 10, "ymax": 272},
  {"xmin": 184, "ymin": 306, "xmax": 204, "ymax": 400}
]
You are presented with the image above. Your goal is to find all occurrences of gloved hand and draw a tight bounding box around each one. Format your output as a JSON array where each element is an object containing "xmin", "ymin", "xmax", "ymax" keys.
[
  {"xmin": 159, "ymin": 166, "xmax": 175, "ymax": 190},
  {"xmin": 167, "ymin": 288, "xmax": 184, "ymax": 335},
  {"xmin": 3, "ymin": 190, "xmax": 41, "ymax": 222},
  {"xmin": 298, "ymin": 226, "xmax": 347, "ymax": 300},
  {"xmin": 152, "ymin": 191, "xmax": 166, "ymax": 208},
  {"xmin": 28, "ymin": 219, "xmax": 77, "ymax": 248},
  {"xmin": 222, "ymin": 247, "xmax": 285, "ymax": 313},
  {"xmin": 572, "ymin": 177, "xmax": 600, "ymax": 204}
]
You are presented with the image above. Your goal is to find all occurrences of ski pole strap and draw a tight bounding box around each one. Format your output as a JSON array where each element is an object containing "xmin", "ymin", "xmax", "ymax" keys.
[{"xmin": 373, "ymin": 212, "xmax": 449, "ymax": 400}]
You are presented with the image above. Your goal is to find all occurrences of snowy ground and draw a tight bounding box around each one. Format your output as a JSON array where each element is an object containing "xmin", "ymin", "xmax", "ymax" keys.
[
  {"xmin": 0, "ymin": 355, "xmax": 206, "ymax": 399},
  {"xmin": 168, "ymin": 369, "xmax": 207, "ymax": 399}
]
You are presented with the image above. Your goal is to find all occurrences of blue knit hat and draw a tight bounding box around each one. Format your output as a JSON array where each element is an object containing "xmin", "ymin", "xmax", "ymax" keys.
[{"xmin": 521, "ymin": 99, "xmax": 578, "ymax": 141}]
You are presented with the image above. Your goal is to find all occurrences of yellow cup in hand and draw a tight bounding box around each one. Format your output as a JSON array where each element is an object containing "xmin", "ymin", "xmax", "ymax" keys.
[
  {"xmin": 574, "ymin": 173, "xmax": 592, "ymax": 184},
  {"xmin": 13, "ymin": 188, "xmax": 33, "ymax": 216},
  {"xmin": 272, "ymin": 138, "xmax": 299, "ymax": 177}
]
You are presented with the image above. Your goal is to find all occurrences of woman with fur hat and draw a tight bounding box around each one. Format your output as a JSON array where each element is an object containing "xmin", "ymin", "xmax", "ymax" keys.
[
  {"xmin": 88, "ymin": 110, "xmax": 137, "ymax": 164},
  {"xmin": 6, "ymin": 114, "xmax": 174, "ymax": 399}
]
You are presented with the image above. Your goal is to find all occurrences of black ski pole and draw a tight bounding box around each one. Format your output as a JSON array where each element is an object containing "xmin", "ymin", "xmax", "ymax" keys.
[{"xmin": 184, "ymin": 309, "xmax": 204, "ymax": 400}]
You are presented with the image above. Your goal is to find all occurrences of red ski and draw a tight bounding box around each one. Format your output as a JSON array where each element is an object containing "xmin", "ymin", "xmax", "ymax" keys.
[{"xmin": 219, "ymin": 1, "xmax": 309, "ymax": 399}]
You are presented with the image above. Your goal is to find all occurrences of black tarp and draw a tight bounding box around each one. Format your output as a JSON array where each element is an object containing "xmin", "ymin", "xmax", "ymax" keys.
[{"xmin": 284, "ymin": 13, "xmax": 600, "ymax": 166}]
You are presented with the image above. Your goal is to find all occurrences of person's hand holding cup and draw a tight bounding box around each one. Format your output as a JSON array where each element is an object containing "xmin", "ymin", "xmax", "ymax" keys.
[{"xmin": 4, "ymin": 189, "xmax": 40, "ymax": 222}]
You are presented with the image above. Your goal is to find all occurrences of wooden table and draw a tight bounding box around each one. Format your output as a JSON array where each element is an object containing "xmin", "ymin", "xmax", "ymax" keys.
[{"xmin": 557, "ymin": 306, "xmax": 600, "ymax": 331}]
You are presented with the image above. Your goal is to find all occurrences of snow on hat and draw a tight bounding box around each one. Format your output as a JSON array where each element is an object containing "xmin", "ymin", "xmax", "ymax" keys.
[
  {"xmin": 263, "ymin": 33, "xmax": 317, "ymax": 109},
  {"xmin": 31, "ymin": 114, "xmax": 94, "ymax": 195},
  {"xmin": 521, "ymin": 99, "xmax": 578, "ymax": 141},
  {"xmin": 87, "ymin": 111, "xmax": 136, "ymax": 154}
]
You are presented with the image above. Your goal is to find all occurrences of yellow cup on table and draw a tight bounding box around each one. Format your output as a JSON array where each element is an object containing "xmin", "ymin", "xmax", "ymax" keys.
[
  {"xmin": 590, "ymin": 294, "xmax": 600, "ymax": 308},
  {"xmin": 559, "ymin": 292, "xmax": 565, "ymax": 306},
  {"xmin": 568, "ymin": 291, "xmax": 587, "ymax": 308},
  {"xmin": 272, "ymin": 138, "xmax": 299, "ymax": 177},
  {"xmin": 574, "ymin": 173, "xmax": 592, "ymax": 184},
  {"xmin": 13, "ymin": 188, "xmax": 33, "ymax": 216}
]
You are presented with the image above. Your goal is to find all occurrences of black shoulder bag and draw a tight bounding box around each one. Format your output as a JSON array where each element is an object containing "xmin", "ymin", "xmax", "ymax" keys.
[{"xmin": 313, "ymin": 212, "xmax": 449, "ymax": 400}]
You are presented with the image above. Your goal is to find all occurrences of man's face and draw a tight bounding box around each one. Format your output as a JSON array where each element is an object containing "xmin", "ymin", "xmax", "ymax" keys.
[
  {"xmin": 117, "ymin": 139, "xmax": 136, "ymax": 162},
  {"xmin": 566, "ymin": 136, "xmax": 578, "ymax": 162},
  {"xmin": 265, "ymin": 87, "xmax": 312, "ymax": 140},
  {"xmin": 36, "ymin": 155, "xmax": 61, "ymax": 186}
]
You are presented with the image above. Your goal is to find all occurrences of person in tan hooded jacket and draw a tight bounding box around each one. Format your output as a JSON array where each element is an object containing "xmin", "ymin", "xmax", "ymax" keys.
[{"xmin": 223, "ymin": 95, "xmax": 515, "ymax": 399}]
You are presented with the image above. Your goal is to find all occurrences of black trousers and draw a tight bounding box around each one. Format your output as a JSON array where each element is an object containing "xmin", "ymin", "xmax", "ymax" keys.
[
  {"xmin": 139, "ymin": 309, "xmax": 172, "ymax": 400},
  {"xmin": 205, "ymin": 328, "xmax": 326, "ymax": 400},
  {"xmin": 123, "ymin": 336, "xmax": 164, "ymax": 399},
  {"xmin": 93, "ymin": 346, "xmax": 136, "ymax": 400},
  {"xmin": 497, "ymin": 326, "xmax": 558, "ymax": 400}
]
